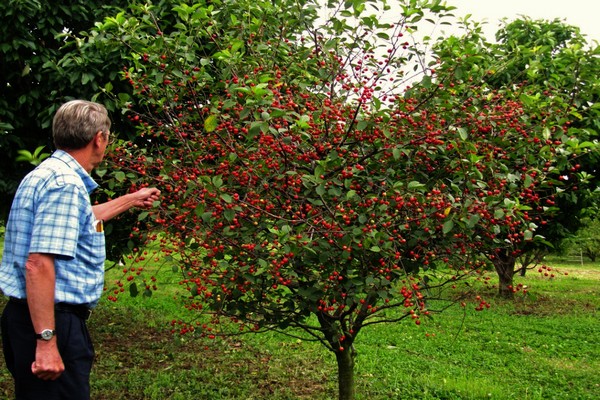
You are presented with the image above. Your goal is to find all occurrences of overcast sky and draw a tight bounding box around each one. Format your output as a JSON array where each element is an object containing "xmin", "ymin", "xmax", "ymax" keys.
[{"xmin": 446, "ymin": 0, "xmax": 600, "ymax": 42}]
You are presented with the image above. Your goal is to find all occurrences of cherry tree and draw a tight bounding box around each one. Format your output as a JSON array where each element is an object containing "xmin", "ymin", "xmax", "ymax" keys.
[
  {"xmin": 428, "ymin": 16, "xmax": 600, "ymax": 296},
  {"xmin": 91, "ymin": 0, "xmax": 596, "ymax": 398}
]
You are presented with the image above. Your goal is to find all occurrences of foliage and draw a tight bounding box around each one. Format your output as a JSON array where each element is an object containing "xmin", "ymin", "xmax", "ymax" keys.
[
  {"xmin": 564, "ymin": 217, "xmax": 600, "ymax": 262},
  {"xmin": 0, "ymin": 0, "xmax": 139, "ymax": 217},
  {"xmin": 14, "ymin": 145, "xmax": 50, "ymax": 166},
  {"xmin": 0, "ymin": 0, "xmax": 181, "ymax": 258},
  {"xmin": 429, "ymin": 15, "xmax": 600, "ymax": 296}
]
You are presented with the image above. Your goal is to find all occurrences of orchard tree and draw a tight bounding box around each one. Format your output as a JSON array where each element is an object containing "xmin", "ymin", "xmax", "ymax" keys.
[
  {"xmin": 565, "ymin": 216, "xmax": 600, "ymax": 262},
  {"xmin": 427, "ymin": 16, "xmax": 600, "ymax": 297},
  {"xmin": 92, "ymin": 0, "xmax": 599, "ymax": 398},
  {"xmin": 93, "ymin": 1, "xmax": 509, "ymax": 399}
]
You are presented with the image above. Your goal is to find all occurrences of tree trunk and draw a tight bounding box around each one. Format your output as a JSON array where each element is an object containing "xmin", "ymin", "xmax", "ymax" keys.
[
  {"xmin": 316, "ymin": 312, "xmax": 358, "ymax": 400},
  {"xmin": 335, "ymin": 347, "xmax": 355, "ymax": 400},
  {"xmin": 584, "ymin": 248, "xmax": 596, "ymax": 262},
  {"xmin": 518, "ymin": 249, "xmax": 546, "ymax": 277},
  {"xmin": 492, "ymin": 252, "xmax": 517, "ymax": 299}
]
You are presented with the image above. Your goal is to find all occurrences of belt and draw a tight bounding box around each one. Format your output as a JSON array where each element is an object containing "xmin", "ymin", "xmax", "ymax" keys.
[{"xmin": 9, "ymin": 297, "xmax": 92, "ymax": 321}]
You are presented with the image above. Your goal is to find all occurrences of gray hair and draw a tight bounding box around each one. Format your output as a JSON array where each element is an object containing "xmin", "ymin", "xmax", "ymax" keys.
[{"xmin": 52, "ymin": 100, "xmax": 111, "ymax": 150}]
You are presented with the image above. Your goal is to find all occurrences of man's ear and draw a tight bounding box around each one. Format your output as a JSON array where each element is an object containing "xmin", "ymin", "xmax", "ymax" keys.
[{"xmin": 92, "ymin": 130, "xmax": 104, "ymax": 147}]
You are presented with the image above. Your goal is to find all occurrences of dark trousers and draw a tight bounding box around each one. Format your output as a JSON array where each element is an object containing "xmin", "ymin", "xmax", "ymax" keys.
[{"xmin": 1, "ymin": 299, "xmax": 95, "ymax": 400}]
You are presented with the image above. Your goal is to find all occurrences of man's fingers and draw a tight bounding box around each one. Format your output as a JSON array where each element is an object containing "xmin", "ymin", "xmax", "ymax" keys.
[{"xmin": 31, "ymin": 361, "xmax": 62, "ymax": 381}]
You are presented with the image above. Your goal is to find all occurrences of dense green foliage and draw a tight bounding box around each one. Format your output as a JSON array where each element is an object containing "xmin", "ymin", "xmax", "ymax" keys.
[
  {"xmin": 564, "ymin": 216, "xmax": 600, "ymax": 262},
  {"xmin": 0, "ymin": 0, "xmax": 139, "ymax": 217},
  {"xmin": 430, "ymin": 15, "xmax": 600, "ymax": 294},
  {"xmin": 0, "ymin": 0, "xmax": 186, "ymax": 259}
]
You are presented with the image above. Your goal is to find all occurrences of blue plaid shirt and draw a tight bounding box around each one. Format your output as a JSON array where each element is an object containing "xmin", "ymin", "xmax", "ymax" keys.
[{"xmin": 0, "ymin": 150, "xmax": 105, "ymax": 306}]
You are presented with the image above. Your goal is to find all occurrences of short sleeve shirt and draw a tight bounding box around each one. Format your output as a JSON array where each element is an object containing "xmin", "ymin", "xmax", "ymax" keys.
[{"xmin": 0, "ymin": 150, "xmax": 105, "ymax": 306}]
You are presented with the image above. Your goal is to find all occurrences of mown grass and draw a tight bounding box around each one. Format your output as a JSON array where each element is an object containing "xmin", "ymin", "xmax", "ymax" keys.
[
  {"xmin": 332, "ymin": 258, "xmax": 600, "ymax": 400},
  {"xmin": 0, "ymin": 245, "xmax": 598, "ymax": 399}
]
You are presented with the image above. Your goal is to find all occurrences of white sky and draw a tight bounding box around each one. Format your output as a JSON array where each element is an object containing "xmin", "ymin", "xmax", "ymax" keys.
[{"xmin": 446, "ymin": 0, "xmax": 600, "ymax": 43}]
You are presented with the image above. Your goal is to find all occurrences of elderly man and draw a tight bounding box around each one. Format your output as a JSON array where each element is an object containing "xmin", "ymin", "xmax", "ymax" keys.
[{"xmin": 0, "ymin": 100, "xmax": 160, "ymax": 399}]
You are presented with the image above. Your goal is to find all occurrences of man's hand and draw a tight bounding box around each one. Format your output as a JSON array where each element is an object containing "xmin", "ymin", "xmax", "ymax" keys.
[
  {"xmin": 93, "ymin": 187, "xmax": 161, "ymax": 221},
  {"xmin": 131, "ymin": 187, "xmax": 161, "ymax": 208},
  {"xmin": 31, "ymin": 340, "xmax": 64, "ymax": 381}
]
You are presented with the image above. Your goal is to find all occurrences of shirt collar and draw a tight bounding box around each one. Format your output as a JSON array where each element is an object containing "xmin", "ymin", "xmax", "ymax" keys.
[{"xmin": 51, "ymin": 150, "xmax": 99, "ymax": 194}]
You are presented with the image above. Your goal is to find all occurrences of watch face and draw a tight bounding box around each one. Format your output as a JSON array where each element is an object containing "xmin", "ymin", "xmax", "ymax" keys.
[{"xmin": 40, "ymin": 329, "xmax": 54, "ymax": 340}]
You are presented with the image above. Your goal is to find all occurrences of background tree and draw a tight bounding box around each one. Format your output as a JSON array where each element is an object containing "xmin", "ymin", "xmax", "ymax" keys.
[
  {"xmin": 0, "ymin": 0, "xmax": 183, "ymax": 261},
  {"xmin": 428, "ymin": 16, "xmax": 600, "ymax": 297},
  {"xmin": 0, "ymin": 0, "xmax": 136, "ymax": 217},
  {"xmin": 564, "ymin": 216, "xmax": 600, "ymax": 262}
]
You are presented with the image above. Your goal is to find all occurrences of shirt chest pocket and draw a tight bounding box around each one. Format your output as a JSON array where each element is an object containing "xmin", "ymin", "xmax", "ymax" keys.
[{"xmin": 78, "ymin": 222, "xmax": 106, "ymax": 268}]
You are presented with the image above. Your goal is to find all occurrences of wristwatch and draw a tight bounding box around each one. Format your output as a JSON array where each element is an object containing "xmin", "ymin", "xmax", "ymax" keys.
[{"xmin": 35, "ymin": 329, "xmax": 56, "ymax": 341}]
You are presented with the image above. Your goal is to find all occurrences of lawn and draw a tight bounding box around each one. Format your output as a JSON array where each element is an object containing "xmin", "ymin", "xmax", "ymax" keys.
[{"xmin": 0, "ymin": 244, "xmax": 598, "ymax": 399}]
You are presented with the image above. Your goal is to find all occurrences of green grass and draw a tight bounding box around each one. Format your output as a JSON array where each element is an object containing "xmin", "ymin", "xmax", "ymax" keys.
[
  {"xmin": 348, "ymin": 262, "xmax": 600, "ymax": 400},
  {"xmin": 0, "ymin": 250, "xmax": 598, "ymax": 399}
]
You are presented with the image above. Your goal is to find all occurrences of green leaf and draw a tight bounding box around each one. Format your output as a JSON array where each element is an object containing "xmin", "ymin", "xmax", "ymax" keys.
[
  {"xmin": 201, "ymin": 212, "xmax": 213, "ymax": 223},
  {"xmin": 137, "ymin": 211, "xmax": 149, "ymax": 221},
  {"xmin": 442, "ymin": 220, "xmax": 454, "ymax": 234},
  {"xmin": 129, "ymin": 282, "xmax": 139, "ymax": 297},
  {"xmin": 542, "ymin": 127, "xmax": 551, "ymax": 140},
  {"xmin": 357, "ymin": 120, "xmax": 369, "ymax": 130},
  {"xmin": 114, "ymin": 171, "xmax": 126, "ymax": 182},
  {"xmin": 466, "ymin": 214, "xmax": 481, "ymax": 229},
  {"xmin": 224, "ymin": 209, "xmax": 235, "ymax": 221},
  {"xmin": 212, "ymin": 176, "xmax": 223, "ymax": 188},
  {"xmin": 204, "ymin": 114, "xmax": 218, "ymax": 132},
  {"xmin": 408, "ymin": 181, "xmax": 425, "ymax": 190}
]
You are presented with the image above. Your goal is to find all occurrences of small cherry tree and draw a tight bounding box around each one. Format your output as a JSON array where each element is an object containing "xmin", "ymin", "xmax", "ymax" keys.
[{"xmin": 92, "ymin": 0, "xmax": 594, "ymax": 398}]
